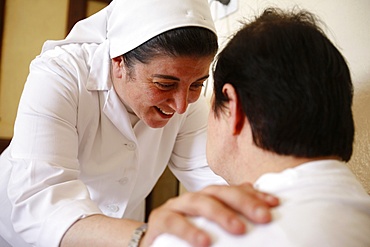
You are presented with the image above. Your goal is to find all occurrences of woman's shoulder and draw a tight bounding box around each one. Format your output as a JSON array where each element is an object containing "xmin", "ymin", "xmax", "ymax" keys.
[
  {"xmin": 28, "ymin": 43, "xmax": 102, "ymax": 82},
  {"xmin": 35, "ymin": 43, "xmax": 98, "ymax": 65}
]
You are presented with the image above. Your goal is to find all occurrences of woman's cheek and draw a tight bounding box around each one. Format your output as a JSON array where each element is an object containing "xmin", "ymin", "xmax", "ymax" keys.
[{"xmin": 188, "ymin": 90, "xmax": 202, "ymax": 103}]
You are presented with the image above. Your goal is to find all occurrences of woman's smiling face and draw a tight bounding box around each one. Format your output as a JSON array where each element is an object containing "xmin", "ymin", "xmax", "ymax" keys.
[{"xmin": 111, "ymin": 55, "xmax": 214, "ymax": 128}]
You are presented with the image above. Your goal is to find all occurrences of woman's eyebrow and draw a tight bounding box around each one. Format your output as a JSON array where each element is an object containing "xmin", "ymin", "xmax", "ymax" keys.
[
  {"xmin": 151, "ymin": 74, "xmax": 209, "ymax": 81},
  {"xmin": 152, "ymin": 74, "xmax": 180, "ymax": 81},
  {"xmin": 196, "ymin": 75, "xmax": 210, "ymax": 81}
]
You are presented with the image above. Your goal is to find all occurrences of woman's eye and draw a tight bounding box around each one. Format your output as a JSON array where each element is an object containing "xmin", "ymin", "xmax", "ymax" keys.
[
  {"xmin": 190, "ymin": 83, "xmax": 204, "ymax": 90},
  {"xmin": 154, "ymin": 82, "xmax": 175, "ymax": 90}
]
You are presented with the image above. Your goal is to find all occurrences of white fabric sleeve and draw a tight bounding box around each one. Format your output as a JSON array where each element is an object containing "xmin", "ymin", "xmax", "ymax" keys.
[{"xmin": 7, "ymin": 56, "xmax": 102, "ymax": 247}]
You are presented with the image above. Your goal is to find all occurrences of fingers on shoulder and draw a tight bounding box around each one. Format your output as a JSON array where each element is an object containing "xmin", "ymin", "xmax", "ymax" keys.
[{"xmin": 201, "ymin": 184, "xmax": 277, "ymax": 223}]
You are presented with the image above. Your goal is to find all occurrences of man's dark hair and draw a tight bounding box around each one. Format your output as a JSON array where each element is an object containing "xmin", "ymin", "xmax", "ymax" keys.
[{"xmin": 212, "ymin": 8, "xmax": 354, "ymax": 161}]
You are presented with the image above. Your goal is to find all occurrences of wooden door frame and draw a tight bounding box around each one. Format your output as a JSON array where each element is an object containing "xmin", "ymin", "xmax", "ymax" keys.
[
  {"xmin": 67, "ymin": 0, "xmax": 112, "ymax": 33},
  {"xmin": 0, "ymin": 138, "xmax": 10, "ymax": 154}
]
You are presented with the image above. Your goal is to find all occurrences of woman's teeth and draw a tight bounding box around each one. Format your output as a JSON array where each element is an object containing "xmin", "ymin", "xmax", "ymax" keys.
[{"xmin": 157, "ymin": 107, "xmax": 174, "ymax": 116}]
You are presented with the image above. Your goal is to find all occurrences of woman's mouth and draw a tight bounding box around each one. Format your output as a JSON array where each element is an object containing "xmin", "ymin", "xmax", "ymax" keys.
[{"xmin": 155, "ymin": 106, "xmax": 174, "ymax": 117}]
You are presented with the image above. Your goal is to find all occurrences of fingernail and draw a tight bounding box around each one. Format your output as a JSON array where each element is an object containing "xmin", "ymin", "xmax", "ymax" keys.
[
  {"xmin": 266, "ymin": 195, "xmax": 279, "ymax": 205},
  {"xmin": 255, "ymin": 207, "xmax": 269, "ymax": 220},
  {"xmin": 230, "ymin": 218, "xmax": 245, "ymax": 233},
  {"xmin": 196, "ymin": 233, "xmax": 210, "ymax": 247}
]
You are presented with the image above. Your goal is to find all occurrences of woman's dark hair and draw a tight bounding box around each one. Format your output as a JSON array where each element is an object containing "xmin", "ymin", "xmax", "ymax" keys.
[
  {"xmin": 123, "ymin": 27, "xmax": 218, "ymax": 69},
  {"xmin": 212, "ymin": 8, "xmax": 354, "ymax": 161}
]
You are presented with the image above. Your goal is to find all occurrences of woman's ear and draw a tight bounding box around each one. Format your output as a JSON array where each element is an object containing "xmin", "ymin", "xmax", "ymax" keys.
[
  {"xmin": 111, "ymin": 56, "xmax": 124, "ymax": 79},
  {"xmin": 222, "ymin": 83, "xmax": 245, "ymax": 135}
]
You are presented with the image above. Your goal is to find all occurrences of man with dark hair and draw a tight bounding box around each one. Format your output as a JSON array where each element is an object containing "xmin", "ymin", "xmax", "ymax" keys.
[{"xmin": 149, "ymin": 8, "xmax": 370, "ymax": 246}]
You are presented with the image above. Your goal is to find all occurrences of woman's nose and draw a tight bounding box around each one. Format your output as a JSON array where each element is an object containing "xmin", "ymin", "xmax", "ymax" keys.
[{"xmin": 173, "ymin": 90, "xmax": 189, "ymax": 114}]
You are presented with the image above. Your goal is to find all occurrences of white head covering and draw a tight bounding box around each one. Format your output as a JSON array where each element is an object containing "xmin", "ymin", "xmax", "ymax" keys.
[{"xmin": 42, "ymin": 0, "xmax": 216, "ymax": 58}]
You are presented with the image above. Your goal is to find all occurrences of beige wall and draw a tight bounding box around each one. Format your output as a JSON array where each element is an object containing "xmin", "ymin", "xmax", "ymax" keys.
[
  {"xmin": 0, "ymin": 0, "xmax": 68, "ymax": 137},
  {"xmin": 0, "ymin": 0, "xmax": 107, "ymax": 138},
  {"xmin": 209, "ymin": 0, "xmax": 370, "ymax": 193},
  {"xmin": 0, "ymin": 0, "xmax": 67, "ymax": 138}
]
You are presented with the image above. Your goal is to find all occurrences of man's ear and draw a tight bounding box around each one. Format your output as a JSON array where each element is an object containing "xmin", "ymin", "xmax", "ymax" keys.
[
  {"xmin": 222, "ymin": 83, "xmax": 245, "ymax": 135},
  {"xmin": 111, "ymin": 56, "xmax": 124, "ymax": 79}
]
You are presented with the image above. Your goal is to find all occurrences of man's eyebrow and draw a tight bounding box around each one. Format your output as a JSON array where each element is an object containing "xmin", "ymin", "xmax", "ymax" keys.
[{"xmin": 151, "ymin": 74, "xmax": 210, "ymax": 81}]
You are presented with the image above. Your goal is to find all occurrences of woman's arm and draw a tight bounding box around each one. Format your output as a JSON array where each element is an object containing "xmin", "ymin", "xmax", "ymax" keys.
[
  {"xmin": 60, "ymin": 215, "xmax": 142, "ymax": 247},
  {"xmin": 61, "ymin": 183, "xmax": 278, "ymax": 247}
]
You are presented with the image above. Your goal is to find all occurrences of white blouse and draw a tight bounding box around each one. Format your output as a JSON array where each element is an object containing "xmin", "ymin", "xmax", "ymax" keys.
[{"xmin": 0, "ymin": 43, "xmax": 225, "ymax": 247}]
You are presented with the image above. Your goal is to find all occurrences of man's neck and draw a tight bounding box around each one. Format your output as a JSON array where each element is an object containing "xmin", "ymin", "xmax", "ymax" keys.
[{"xmin": 236, "ymin": 146, "xmax": 339, "ymax": 184}]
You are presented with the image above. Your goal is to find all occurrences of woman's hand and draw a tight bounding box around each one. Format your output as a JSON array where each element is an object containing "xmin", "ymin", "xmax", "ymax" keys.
[{"xmin": 140, "ymin": 183, "xmax": 279, "ymax": 247}]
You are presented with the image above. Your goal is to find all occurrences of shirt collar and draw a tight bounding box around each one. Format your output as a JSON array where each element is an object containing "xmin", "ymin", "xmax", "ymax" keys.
[{"xmin": 86, "ymin": 40, "xmax": 112, "ymax": 91}]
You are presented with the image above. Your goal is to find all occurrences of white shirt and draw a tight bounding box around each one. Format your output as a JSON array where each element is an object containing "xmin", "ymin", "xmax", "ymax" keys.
[
  {"xmin": 152, "ymin": 160, "xmax": 370, "ymax": 247},
  {"xmin": 0, "ymin": 43, "xmax": 225, "ymax": 247}
]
